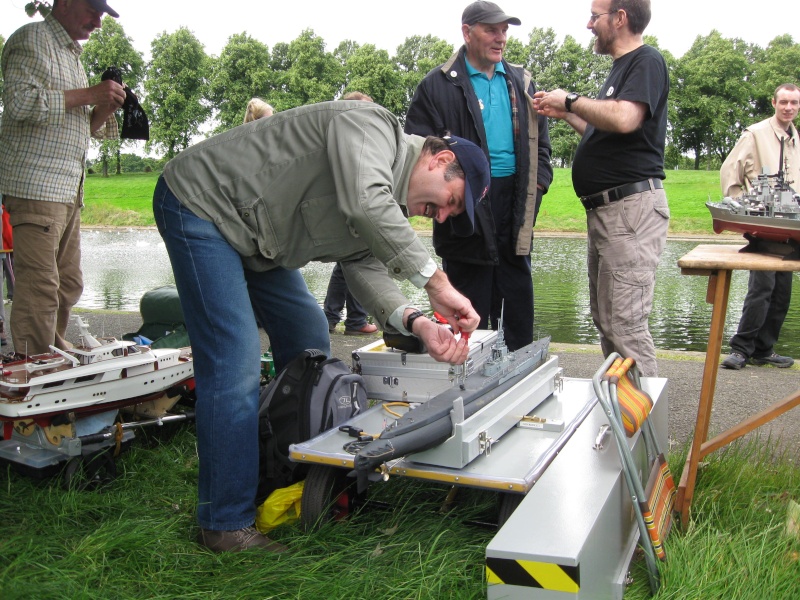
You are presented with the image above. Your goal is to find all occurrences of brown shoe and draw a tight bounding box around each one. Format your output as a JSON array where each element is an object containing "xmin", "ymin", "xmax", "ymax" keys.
[
  {"xmin": 344, "ymin": 323, "xmax": 378, "ymax": 336},
  {"xmin": 197, "ymin": 526, "xmax": 288, "ymax": 553}
]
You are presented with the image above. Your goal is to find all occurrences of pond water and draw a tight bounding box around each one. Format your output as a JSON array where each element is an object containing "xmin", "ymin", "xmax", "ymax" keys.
[{"xmin": 79, "ymin": 230, "xmax": 800, "ymax": 356}]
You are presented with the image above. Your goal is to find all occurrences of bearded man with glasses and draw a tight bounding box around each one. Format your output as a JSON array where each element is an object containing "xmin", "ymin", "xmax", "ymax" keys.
[{"xmin": 533, "ymin": 0, "xmax": 670, "ymax": 377}]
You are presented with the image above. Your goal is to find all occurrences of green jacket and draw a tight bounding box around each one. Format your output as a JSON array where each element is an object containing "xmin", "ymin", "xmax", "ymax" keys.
[{"xmin": 162, "ymin": 101, "xmax": 433, "ymax": 330}]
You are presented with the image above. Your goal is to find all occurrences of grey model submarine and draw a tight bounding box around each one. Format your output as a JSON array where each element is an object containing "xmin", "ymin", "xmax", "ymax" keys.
[{"xmin": 352, "ymin": 330, "xmax": 551, "ymax": 492}]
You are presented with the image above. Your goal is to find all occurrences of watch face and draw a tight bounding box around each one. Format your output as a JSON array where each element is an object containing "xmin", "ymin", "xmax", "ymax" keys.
[{"xmin": 566, "ymin": 93, "xmax": 578, "ymax": 112}]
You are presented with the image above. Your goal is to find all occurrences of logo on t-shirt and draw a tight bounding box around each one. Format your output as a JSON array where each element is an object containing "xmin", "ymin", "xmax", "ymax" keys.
[{"xmin": 606, "ymin": 87, "xmax": 615, "ymax": 97}]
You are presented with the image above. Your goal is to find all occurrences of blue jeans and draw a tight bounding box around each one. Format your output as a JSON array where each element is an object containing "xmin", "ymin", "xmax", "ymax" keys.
[
  {"xmin": 153, "ymin": 176, "xmax": 330, "ymax": 530},
  {"xmin": 323, "ymin": 263, "xmax": 369, "ymax": 330}
]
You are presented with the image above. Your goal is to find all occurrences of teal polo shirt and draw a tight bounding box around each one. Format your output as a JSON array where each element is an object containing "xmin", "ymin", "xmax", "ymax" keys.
[{"xmin": 465, "ymin": 58, "xmax": 516, "ymax": 177}]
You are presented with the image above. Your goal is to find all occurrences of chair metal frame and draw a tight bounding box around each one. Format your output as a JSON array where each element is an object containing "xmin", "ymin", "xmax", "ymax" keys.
[{"xmin": 592, "ymin": 353, "xmax": 676, "ymax": 595}]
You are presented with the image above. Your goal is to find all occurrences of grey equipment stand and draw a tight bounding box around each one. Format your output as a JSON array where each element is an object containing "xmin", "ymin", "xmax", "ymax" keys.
[
  {"xmin": 486, "ymin": 374, "xmax": 667, "ymax": 599},
  {"xmin": 290, "ymin": 337, "xmax": 668, "ymax": 599}
]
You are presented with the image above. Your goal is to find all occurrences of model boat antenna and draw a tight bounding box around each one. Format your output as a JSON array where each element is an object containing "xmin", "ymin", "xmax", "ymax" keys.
[
  {"xmin": 777, "ymin": 136, "xmax": 786, "ymax": 188},
  {"xmin": 75, "ymin": 316, "xmax": 102, "ymax": 349},
  {"xmin": 497, "ymin": 300, "xmax": 506, "ymax": 345}
]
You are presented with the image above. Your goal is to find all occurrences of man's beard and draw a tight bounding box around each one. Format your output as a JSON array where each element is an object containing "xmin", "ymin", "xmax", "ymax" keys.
[{"xmin": 593, "ymin": 31, "xmax": 615, "ymax": 55}]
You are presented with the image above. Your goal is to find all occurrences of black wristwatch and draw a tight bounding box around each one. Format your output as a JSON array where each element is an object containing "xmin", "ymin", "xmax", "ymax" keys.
[
  {"xmin": 405, "ymin": 309, "xmax": 426, "ymax": 336},
  {"xmin": 565, "ymin": 92, "xmax": 580, "ymax": 113}
]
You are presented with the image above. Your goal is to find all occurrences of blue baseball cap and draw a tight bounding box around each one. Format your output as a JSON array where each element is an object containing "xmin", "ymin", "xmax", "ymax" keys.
[{"xmin": 445, "ymin": 135, "xmax": 490, "ymax": 237}]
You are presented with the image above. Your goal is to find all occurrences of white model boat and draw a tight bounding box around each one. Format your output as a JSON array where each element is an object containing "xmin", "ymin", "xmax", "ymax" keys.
[{"xmin": 0, "ymin": 317, "xmax": 194, "ymax": 421}]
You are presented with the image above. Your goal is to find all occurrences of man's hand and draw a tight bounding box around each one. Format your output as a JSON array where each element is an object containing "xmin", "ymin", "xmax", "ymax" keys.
[
  {"xmin": 89, "ymin": 79, "xmax": 127, "ymax": 110},
  {"xmin": 424, "ymin": 269, "xmax": 479, "ymax": 335},
  {"xmin": 65, "ymin": 79, "xmax": 126, "ymax": 111},
  {"xmin": 413, "ymin": 318, "xmax": 471, "ymax": 364},
  {"xmin": 532, "ymin": 89, "xmax": 569, "ymax": 119}
]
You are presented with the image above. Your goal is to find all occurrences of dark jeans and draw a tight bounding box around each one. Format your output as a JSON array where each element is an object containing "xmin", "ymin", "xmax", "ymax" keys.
[
  {"xmin": 154, "ymin": 176, "xmax": 330, "ymax": 530},
  {"xmin": 443, "ymin": 176, "xmax": 533, "ymax": 351},
  {"xmin": 729, "ymin": 270, "xmax": 793, "ymax": 358},
  {"xmin": 323, "ymin": 263, "xmax": 369, "ymax": 330}
]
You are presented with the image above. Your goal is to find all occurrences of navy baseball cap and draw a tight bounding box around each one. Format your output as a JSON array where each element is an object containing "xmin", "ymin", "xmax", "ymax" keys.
[
  {"xmin": 445, "ymin": 135, "xmax": 490, "ymax": 237},
  {"xmin": 87, "ymin": 0, "xmax": 119, "ymax": 17}
]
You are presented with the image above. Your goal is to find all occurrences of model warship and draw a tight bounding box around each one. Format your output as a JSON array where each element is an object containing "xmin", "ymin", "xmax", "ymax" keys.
[
  {"xmin": 706, "ymin": 138, "xmax": 800, "ymax": 256},
  {"xmin": 352, "ymin": 322, "xmax": 551, "ymax": 491}
]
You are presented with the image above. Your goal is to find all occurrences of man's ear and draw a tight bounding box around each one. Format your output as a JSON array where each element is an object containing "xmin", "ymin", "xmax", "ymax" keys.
[{"xmin": 430, "ymin": 149, "xmax": 456, "ymax": 171}]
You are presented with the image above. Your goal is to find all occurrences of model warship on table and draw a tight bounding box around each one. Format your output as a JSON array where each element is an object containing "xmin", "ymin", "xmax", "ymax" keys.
[
  {"xmin": 352, "ymin": 319, "xmax": 551, "ymax": 491},
  {"xmin": 706, "ymin": 139, "xmax": 800, "ymax": 258}
]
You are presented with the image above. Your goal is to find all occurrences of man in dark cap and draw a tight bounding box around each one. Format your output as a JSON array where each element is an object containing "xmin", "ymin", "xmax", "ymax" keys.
[
  {"xmin": 405, "ymin": 1, "xmax": 553, "ymax": 351},
  {"xmin": 155, "ymin": 100, "xmax": 485, "ymax": 552},
  {"xmin": 0, "ymin": 0, "xmax": 125, "ymax": 354}
]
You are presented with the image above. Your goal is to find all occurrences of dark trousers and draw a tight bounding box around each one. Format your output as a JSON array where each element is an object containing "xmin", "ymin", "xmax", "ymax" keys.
[
  {"xmin": 323, "ymin": 263, "xmax": 369, "ymax": 330},
  {"xmin": 729, "ymin": 270, "xmax": 793, "ymax": 358},
  {"xmin": 443, "ymin": 176, "xmax": 534, "ymax": 351}
]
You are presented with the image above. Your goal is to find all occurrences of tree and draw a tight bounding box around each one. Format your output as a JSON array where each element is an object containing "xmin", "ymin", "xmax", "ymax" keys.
[
  {"xmin": 503, "ymin": 36, "xmax": 526, "ymax": 65},
  {"xmin": 81, "ymin": 16, "xmax": 146, "ymax": 175},
  {"xmin": 672, "ymin": 31, "xmax": 754, "ymax": 168},
  {"xmin": 393, "ymin": 35, "xmax": 453, "ymax": 116},
  {"xmin": 272, "ymin": 29, "xmax": 342, "ymax": 111},
  {"xmin": 524, "ymin": 27, "xmax": 560, "ymax": 91},
  {"xmin": 341, "ymin": 44, "xmax": 405, "ymax": 116},
  {"xmin": 752, "ymin": 35, "xmax": 800, "ymax": 121},
  {"xmin": 144, "ymin": 28, "xmax": 212, "ymax": 159},
  {"xmin": 208, "ymin": 32, "xmax": 272, "ymax": 131}
]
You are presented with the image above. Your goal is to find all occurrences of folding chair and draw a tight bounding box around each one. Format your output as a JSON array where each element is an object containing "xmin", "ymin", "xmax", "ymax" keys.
[{"xmin": 592, "ymin": 353, "xmax": 677, "ymax": 595}]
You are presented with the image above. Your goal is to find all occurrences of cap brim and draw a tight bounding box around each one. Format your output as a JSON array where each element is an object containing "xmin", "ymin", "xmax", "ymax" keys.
[{"xmin": 450, "ymin": 177, "xmax": 476, "ymax": 237}]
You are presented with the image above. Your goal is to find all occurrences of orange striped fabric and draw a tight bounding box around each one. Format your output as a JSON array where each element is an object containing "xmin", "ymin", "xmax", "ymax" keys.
[
  {"xmin": 611, "ymin": 358, "xmax": 654, "ymax": 436},
  {"xmin": 643, "ymin": 455, "xmax": 677, "ymax": 561}
]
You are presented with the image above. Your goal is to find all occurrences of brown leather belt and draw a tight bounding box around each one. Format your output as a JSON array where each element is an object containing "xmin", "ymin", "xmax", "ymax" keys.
[{"xmin": 580, "ymin": 178, "xmax": 663, "ymax": 210}]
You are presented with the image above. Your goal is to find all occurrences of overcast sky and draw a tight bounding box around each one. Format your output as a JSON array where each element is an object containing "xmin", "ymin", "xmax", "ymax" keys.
[{"xmin": 1, "ymin": 0, "xmax": 797, "ymax": 61}]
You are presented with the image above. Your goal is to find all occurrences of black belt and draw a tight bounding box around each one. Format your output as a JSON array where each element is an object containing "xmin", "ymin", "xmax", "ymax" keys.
[{"xmin": 580, "ymin": 179, "xmax": 663, "ymax": 210}]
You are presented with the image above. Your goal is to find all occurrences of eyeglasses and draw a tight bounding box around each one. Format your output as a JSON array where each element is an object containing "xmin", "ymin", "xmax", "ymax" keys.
[{"xmin": 589, "ymin": 9, "xmax": 618, "ymax": 23}]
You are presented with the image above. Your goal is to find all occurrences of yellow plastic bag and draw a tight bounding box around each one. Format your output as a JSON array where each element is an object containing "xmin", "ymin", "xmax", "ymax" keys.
[{"xmin": 255, "ymin": 480, "xmax": 305, "ymax": 533}]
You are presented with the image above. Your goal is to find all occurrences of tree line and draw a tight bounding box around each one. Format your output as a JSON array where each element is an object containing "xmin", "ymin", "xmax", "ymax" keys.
[{"xmin": 1, "ymin": 16, "xmax": 799, "ymax": 175}]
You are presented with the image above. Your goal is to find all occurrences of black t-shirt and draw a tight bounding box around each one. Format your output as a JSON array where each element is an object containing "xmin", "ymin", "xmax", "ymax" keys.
[{"xmin": 572, "ymin": 45, "xmax": 669, "ymax": 197}]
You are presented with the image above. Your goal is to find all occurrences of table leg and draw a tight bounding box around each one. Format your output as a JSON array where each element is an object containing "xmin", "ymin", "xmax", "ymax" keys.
[{"xmin": 676, "ymin": 268, "xmax": 732, "ymax": 526}]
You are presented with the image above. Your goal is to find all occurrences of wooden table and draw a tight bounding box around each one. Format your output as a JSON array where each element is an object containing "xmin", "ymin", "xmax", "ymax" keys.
[{"xmin": 675, "ymin": 244, "xmax": 800, "ymax": 525}]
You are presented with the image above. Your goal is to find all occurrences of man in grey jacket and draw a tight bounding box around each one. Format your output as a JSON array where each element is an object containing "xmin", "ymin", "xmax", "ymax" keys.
[{"xmin": 154, "ymin": 100, "xmax": 485, "ymax": 552}]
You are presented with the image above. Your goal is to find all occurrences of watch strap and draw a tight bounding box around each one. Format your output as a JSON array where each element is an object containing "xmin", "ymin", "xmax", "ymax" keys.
[{"xmin": 405, "ymin": 310, "xmax": 426, "ymax": 336}]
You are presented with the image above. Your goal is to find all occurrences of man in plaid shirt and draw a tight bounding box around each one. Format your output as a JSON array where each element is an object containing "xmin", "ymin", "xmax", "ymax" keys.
[{"xmin": 0, "ymin": 0, "xmax": 125, "ymax": 354}]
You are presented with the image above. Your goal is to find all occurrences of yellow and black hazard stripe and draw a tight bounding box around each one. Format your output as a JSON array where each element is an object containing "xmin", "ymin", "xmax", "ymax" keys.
[{"xmin": 486, "ymin": 557, "xmax": 580, "ymax": 593}]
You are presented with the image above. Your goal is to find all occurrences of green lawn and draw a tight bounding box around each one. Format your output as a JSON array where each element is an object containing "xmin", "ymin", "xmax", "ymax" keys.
[
  {"xmin": 84, "ymin": 168, "xmax": 724, "ymax": 234},
  {"xmin": 1, "ymin": 432, "xmax": 797, "ymax": 599}
]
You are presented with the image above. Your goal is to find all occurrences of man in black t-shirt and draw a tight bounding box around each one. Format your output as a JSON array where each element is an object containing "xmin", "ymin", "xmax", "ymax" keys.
[{"xmin": 532, "ymin": 0, "xmax": 669, "ymax": 377}]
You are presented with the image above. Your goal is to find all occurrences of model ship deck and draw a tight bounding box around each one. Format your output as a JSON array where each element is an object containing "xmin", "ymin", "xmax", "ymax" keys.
[{"xmin": 0, "ymin": 318, "xmax": 193, "ymax": 420}]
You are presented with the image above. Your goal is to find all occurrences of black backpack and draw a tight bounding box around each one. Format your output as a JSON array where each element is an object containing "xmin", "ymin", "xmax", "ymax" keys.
[{"xmin": 256, "ymin": 349, "xmax": 365, "ymax": 503}]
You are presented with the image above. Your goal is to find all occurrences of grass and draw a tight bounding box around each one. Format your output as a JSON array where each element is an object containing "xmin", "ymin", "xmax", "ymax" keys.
[
  {"xmin": 1, "ymin": 430, "xmax": 798, "ymax": 599},
  {"xmin": 82, "ymin": 172, "xmax": 161, "ymax": 227},
  {"xmin": 83, "ymin": 169, "xmax": 724, "ymax": 234}
]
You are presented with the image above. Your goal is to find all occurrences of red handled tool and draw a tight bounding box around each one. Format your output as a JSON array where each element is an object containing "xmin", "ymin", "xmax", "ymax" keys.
[{"xmin": 434, "ymin": 312, "xmax": 470, "ymax": 343}]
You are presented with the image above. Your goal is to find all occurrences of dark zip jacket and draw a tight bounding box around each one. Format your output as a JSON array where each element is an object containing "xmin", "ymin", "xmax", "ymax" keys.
[{"xmin": 405, "ymin": 47, "xmax": 553, "ymax": 265}]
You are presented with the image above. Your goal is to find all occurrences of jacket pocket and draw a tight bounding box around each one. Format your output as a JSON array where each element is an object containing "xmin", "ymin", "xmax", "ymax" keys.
[
  {"xmin": 218, "ymin": 197, "xmax": 280, "ymax": 260},
  {"xmin": 299, "ymin": 195, "xmax": 352, "ymax": 247}
]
